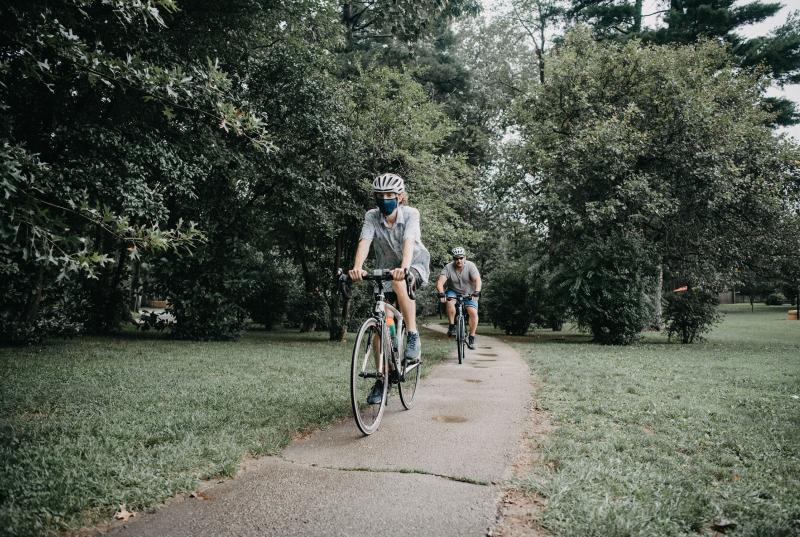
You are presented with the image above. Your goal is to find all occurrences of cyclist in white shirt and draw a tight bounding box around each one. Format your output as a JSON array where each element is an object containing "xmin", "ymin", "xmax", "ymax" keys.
[{"xmin": 350, "ymin": 173, "xmax": 431, "ymax": 403}]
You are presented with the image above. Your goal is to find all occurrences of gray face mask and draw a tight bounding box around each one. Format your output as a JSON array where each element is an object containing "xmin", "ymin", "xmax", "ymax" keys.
[{"xmin": 377, "ymin": 197, "xmax": 398, "ymax": 216}]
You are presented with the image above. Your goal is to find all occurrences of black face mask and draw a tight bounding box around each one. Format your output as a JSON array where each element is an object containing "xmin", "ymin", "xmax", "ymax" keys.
[{"xmin": 377, "ymin": 197, "xmax": 398, "ymax": 216}]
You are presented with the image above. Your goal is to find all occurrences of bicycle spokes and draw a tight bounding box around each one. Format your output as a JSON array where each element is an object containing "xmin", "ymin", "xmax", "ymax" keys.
[{"xmin": 351, "ymin": 320, "xmax": 388, "ymax": 435}]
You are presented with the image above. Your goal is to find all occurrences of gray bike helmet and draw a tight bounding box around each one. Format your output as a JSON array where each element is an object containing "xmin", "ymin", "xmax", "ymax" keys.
[
  {"xmin": 451, "ymin": 246, "xmax": 466, "ymax": 257},
  {"xmin": 373, "ymin": 173, "xmax": 405, "ymax": 194}
]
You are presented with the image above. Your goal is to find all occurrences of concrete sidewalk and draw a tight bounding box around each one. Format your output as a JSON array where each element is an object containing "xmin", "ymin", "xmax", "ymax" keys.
[{"xmin": 107, "ymin": 326, "xmax": 531, "ymax": 537}]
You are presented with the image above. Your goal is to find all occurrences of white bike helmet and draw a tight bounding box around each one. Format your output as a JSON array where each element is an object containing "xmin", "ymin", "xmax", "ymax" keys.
[
  {"xmin": 373, "ymin": 173, "xmax": 405, "ymax": 194},
  {"xmin": 451, "ymin": 246, "xmax": 466, "ymax": 257}
]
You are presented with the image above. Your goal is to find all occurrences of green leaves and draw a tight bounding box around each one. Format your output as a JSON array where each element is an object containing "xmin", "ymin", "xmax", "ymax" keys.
[{"xmin": 502, "ymin": 29, "xmax": 797, "ymax": 343}]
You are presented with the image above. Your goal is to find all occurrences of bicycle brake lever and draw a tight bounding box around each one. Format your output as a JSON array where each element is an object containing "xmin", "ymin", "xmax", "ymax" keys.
[{"xmin": 405, "ymin": 269, "xmax": 416, "ymax": 301}]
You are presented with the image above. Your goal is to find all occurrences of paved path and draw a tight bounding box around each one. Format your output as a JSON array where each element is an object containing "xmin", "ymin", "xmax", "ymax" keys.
[{"xmin": 108, "ymin": 326, "xmax": 531, "ymax": 537}]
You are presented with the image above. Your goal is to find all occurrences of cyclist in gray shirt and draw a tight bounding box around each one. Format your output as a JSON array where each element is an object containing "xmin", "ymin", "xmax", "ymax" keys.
[
  {"xmin": 350, "ymin": 173, "xmax": 430, "ymax": 403},
  {"xmin": 436, "ymin": 246, "xmax": 482, "ymax": 349}
]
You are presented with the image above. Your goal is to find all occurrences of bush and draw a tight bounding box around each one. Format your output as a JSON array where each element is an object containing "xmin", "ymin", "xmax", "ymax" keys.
[
  {"xmin": 765, "ymin": 292, "xmax": 786, "ymax": 306},
  {"xmin": 664, "ymin": 288, "xmax": 721, "ymax": 344},
  {"xmin": 168, "ymin": 288, "xmax": 247, "ymax": 340},
  {"xmin": 556, "ymin": 231, "xmax": 656, "ymax": 345},
  {"xmin": 244, "ymin": 258, "xmax": 294, "ymax": 330},
  {"xmin": 159, "ymin": 239, "xmax": 258, "ymax": 340},
  {"xmin": 133, "ymin": 310, "xmax": 177, "ymax": 331},
  {"xmin": 532, "ymin": 274, "xmax": 569, "ymax": 331},
  {"xmin": 285, "ymin": 283, "xmax": 330, "ymax": 332},
  {"xmin": 483, "ymin": 266, "xmax": 536, "ymax": 335},
  {"xmin": 1, "ymin": 267, "xmax": 85, "ymax": 344}
]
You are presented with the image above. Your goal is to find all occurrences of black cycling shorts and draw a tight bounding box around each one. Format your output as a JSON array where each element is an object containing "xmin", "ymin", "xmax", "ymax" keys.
[{"xmin": 384, "ymin": 268, "xmax": 421, "ymax": 304}]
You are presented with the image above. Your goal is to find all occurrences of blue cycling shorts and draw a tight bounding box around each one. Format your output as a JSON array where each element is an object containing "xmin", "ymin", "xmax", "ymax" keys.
[{"xmin": 446, "ymin": 289, "xmax": 478, "ymax": 310}]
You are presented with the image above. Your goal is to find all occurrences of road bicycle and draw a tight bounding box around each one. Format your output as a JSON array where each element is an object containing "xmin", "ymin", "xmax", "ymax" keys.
[
  {"xmin": 448, "ymin": 294, "xmax": 472, "ymax": 365},
  {"xmin": 338, "ymin": 269, "xmax": 421, "ymax": 435}
]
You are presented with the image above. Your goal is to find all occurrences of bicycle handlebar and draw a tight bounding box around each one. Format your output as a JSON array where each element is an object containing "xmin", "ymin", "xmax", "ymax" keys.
[
  {"xmin": 337, "ymin": 268, "xmax": 416, "ymax": 301},
  {"xmin": 446, "ymin": 293, "xmax": 479, "ymax": 301}
]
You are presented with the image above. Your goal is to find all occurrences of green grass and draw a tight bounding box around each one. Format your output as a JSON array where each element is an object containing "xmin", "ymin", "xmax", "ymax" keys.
[
  {"xmin": 0, "ymin": 324, "xmax": 453, "ymax": 537},
  {"xmin": 505, "ymin": 304, "xmax": 800, "ymax": 537}
]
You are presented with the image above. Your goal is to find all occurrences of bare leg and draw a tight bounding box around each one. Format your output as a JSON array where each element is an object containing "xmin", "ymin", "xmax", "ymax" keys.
[
  {"xmin": 371, "ymin": 330, "xmax": 383, "ymax": 373},
  {"xmin": 446, "ymin": 300, "xmax": 456, "ymax": 324},
  {"xmin": 392, "ymin": 279, "xmax": 416, "ymax": 332},
  {"xmin": 467, "ymin": 306, "xmax": 478, "ymax": 336}
]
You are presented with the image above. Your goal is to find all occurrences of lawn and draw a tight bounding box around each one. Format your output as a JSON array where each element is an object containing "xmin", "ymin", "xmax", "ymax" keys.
[
  {"xmin": 0, "ymin": 325, "xmax": 454, "ymax": 537},
  {"xmin": 505, "ymin": 304, "xmax": 800, "ymax": 537}
]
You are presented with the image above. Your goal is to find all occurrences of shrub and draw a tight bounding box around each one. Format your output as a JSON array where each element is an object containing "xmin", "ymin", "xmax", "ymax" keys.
[
  {"xmin": 133, "ymin": 310, "xmax": 177, "ymax": 331},
  {"xmin": 664, "ymin": 288, "xmax": 721, "ymax": 344},
  {"xmin": 244, "ymin": 259, "xmax": 293, "ymax": 330},
  {"xmin": 159, "ymin": 239, "xmax": 257, "ymax": 340},
  {"xmin": 168, "ymin": 288, "xmax": 247, "ymax": 340},
  {"xmin": 765, "ymin": 292, "xmax": 786, "ymax": 306},
  {"xmin": 555, "ymin": 231, "xmax": 656, "ymax": 345},
  {"xmin": 1, "ymin": 269, "xmax": 85, "ymax": 344},
  {"xmin": 285, "ymin": 284, "xmax": 330, "ymax": 332},
  {"xmin": 532, "ymin": 274, "xmax": 569, "ymax": 331},
  {"xmin": 483, "ymin": 266, "xmax": 536, "ymax": 335}
]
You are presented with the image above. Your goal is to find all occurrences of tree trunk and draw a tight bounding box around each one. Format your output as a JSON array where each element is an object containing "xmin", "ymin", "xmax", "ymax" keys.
[
  {"xmin": 342, "ymin": 2, "xmax": 354, "ymax": 48},
  {"xmin": 329, "ymin": 232, "xmax": 348, "ymax": 341},
  {"xmin": 129, "ymin": 257, "xmax": 142, "ymax": 311},
  {"xmin": 536, "ymin": 50, "xmax": 545, "ymax": 85},
  {"xmin": 536, "ymin": 4, "xmax": 546, "ymax": 85},
  {"xmin": 330, "ymin": 227, "xmax": 359, "ymax": 341},
  {"xmin": 294, "ymin": 237, "xmax": 317, "ymax": 333},
  {"xmin": 633, "ymin": 0, "xmax": 643, "ymax": 33},
  {"xmin": 651, "ymin": 265, "xmax": 663, "ymax": 330},
  {"xmin": 111, "ymin": 244, "xmax": 128, "ymax": 294},
  {"xmin": 668, "ymin": 0, "xmax": 683, "ymax": 33},
  {"xmin": 22, "ymin": 265, "xmax": 46, "ymax": 325}
]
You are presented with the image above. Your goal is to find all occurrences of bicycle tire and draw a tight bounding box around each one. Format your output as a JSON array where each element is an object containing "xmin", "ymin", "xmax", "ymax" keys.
[
  {"xmin": 457, "ymin": 312, "xmax": 465, "ymax": 364},
  {"xmin": 398, "ymin": 325, "xmax": 421, "ymax": 409},
  {"xmin": 350, "ymin": 317, "xmax": 388, "ymax": 435}
]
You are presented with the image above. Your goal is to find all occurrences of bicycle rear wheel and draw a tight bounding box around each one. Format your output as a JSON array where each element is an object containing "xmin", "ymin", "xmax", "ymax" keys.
[
  {"xmin": 398, "ymin": 325, "xmax": 421, "ymax": 409},
  {"xmin": 351, "ymin": 317, "xmax": 388, "ymax": 435},
  {"xmin": 457, "ymin": 313, "xmax": 465, "ymax": 364}
]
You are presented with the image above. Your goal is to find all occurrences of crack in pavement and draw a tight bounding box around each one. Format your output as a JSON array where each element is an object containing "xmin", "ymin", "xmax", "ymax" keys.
[{"xmin": 277, "ymin": 453, "xmax": 495, "ymax": 486}]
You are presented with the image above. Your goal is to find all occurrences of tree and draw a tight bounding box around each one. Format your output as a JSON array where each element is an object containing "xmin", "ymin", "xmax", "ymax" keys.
[
  {"xmin": 570, "ymin": 0, "xmax": 647, "ymax": 36},
  {"xmin": 0, "ymin": 1, "xmax": 246, "ymax": 341},
  {"xmin": 340, "ymin": 0, "xmax": 481, "ymax": 48},
  {"xmin": 508, "ymin": 28, "xmax": 797, "ymax": 343},
  {"xmin": 663, "ymin": 287, "xmax": 721, "ymax": 343},
  {"xmin": 570, "ymin": 1, "xmax": 800, "ymax": 125},
  {"xmin": 510, "ymin": 0, "xmax": 569, "ymax": 83}
]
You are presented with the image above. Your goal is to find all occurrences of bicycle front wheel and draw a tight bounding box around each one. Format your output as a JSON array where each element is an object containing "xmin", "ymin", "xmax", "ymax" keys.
[
  {"xmin": 398, "ymin": 326, "xmax": 421, "ymax": 409},
  {"xmin": 457, "ymin": 313, "xmax": 466, "ymax": 364},
  {"xmin": 351, "ymin": 317, "xmax": 388, "ymax": 435}
]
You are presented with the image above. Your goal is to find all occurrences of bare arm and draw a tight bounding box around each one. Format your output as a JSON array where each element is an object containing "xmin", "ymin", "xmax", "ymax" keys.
[
  {"xmin": 349, "ymin": 239, "xmax": 371, "ymax": 281},
  {"xmin": 436, "ymin": 274, "xmax": 447, "ymax": 293},
  {"xmin": 391, "ymin": 239, "xmax": 414, "ymax": 280}
]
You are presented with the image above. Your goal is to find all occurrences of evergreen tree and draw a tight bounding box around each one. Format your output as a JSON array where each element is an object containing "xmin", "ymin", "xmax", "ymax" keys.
[{"xmin": 570, "ymin": 1, "xmax": 800, "ymax": 124}]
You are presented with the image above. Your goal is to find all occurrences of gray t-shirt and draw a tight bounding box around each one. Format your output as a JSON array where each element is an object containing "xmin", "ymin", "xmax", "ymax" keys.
[
  {"xmin": 359, "ymin": 206, "xmax": 431, "ymax": 288},
  {"xmin": 440, "ymin": 260, "xmax": 480, "ymax": 295}
]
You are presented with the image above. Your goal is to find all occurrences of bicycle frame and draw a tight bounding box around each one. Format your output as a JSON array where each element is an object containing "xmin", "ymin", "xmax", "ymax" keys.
[
  {"xmin": 369, "ymin": 282, "xmax": 405, "ymax": 377},
  {"xmin": 446, "ymin": 294, "xmax": 471, "ymax": 364},
  {"xmin": 341, "ymin": 268, "xmax": 421, "ymax": 434}
]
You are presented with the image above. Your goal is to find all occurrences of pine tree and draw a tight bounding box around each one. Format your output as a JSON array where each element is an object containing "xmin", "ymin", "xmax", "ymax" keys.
[{"xmin": 570, "ymin": 0, "xmax": 799, "ymax": 124}]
